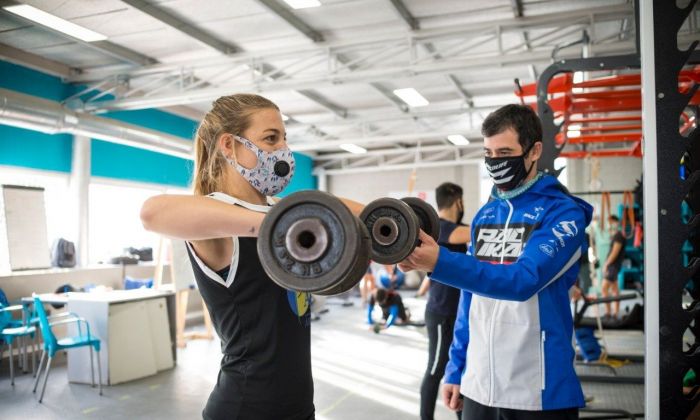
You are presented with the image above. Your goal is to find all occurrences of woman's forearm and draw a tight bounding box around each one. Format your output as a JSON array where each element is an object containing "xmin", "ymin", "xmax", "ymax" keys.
[
  {"xmin": 141, "ymin": 194, "xmax": 265, "ymax": 240},
  {"xmin": 337, "ymin": 197, "xmax": 365, "ymax": 216}
]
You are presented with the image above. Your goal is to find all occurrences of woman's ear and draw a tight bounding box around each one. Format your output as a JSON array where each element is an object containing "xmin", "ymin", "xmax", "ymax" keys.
[{"xmin": 218, "ymin": 133, "xmax": 235, "ymax": 160}]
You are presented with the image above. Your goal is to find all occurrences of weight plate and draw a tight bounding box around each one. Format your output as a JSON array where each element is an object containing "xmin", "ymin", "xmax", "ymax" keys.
[
  {"xmin": 359, "ymin": 198, "xmax": 419, "ymax": 264},
  {"xmin": 315, "ymin": 216, "xmax": 371, "ymax": 296},
  {"xmin": 257, "ymin": 190, "xmax": 363, "ymax": 293},
  {"xmin": 401, "ymin": 197, "xmax": 440, "ymax": 242}
]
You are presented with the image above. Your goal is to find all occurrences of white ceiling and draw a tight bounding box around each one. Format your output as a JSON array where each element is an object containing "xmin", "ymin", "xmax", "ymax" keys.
[{"xmin": 0, "ymin": 0, "xmax": 673, "ymax": 170}]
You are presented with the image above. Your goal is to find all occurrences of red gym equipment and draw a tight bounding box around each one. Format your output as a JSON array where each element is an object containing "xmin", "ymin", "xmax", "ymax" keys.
[{"xmin": 514, "ymin": 66, "xmax": 700, "ymax": 159}]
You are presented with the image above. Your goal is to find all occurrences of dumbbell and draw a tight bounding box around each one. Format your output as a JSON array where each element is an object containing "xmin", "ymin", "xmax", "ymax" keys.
[
  {"xmin": 257, "ymin": 190, "xmax": 371, "ymax": 296},
  {"xmin": 359, "ymin": 197, "xmax": 440, "ymax": 264}
]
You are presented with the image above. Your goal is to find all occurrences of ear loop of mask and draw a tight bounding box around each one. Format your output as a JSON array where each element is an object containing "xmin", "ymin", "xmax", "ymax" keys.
[
  {"xmin": 232, "ymin": 135, "xmax": 259, "ymax": 170},
  {"xmin": 523, "ymin": 141, "xmax": 538, "ymax": 177}
]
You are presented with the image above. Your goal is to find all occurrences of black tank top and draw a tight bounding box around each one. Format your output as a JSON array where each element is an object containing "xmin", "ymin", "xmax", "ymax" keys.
[
  {"xmin": 185, "ymin": 193, "xmax": 314, "ymax": 418},
  {"xmin": 426, "ymin": 219, "xmax": 467, "ymax": 317}
]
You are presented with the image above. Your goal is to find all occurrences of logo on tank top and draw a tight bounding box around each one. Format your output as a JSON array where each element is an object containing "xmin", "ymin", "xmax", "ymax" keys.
[{"xmin": 286, "ymin": 290, "xmax": 311, "ymax": 320}]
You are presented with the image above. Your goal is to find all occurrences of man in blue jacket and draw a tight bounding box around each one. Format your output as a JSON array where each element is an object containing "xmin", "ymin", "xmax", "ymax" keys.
[{"xmin": 399, "ymin": 104, "xmax": 592, "ymax": 420}]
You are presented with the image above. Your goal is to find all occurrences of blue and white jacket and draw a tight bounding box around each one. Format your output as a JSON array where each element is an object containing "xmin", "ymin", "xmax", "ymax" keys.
[{"xmin": 433, "ymin": 174, "xmax": 592, "ymax": 411}]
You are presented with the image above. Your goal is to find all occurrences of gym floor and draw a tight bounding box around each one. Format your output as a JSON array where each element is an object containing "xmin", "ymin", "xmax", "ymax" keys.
[{"xmin": 0, "ymin": 292, "xmax": 644, "ymax": 420}]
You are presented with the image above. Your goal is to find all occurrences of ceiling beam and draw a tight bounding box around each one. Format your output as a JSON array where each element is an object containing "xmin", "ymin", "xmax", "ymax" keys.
[
  {"xmin": 0, "ymin": 4, "xmax": 155, "ymax": 66},
  {"xmin": 316, "ymin": 144, "xmax": 474, "ymax": 160},
  {"xmin": 70, "ymin": 3, "xmax": 632, "ymax": 83},
  {"xmin": 389, "ymin": 0, "xmax": 419, "ymax": 30},
  {"xmin": 295, "ymin": 90, "xmax": 348, "ymax": 118},
  {"xmin": 88, "ymin": 40, "xmax": 156, "ymax": 66},
  {"xmin": 289, "ymin": 130, "xmax": 482, "ymax": 152},
  {"xmin": 422, "ymin": 35, "xmax": 474, "ymax": 106},
  {"xmin": 121, "ymin": 0, "xmax": 238, "ymax": 54},
  {"xmin": 120, "ymin": 0, "xmax": 344, "ymax": 121},
  {"xmin": 256, "ymin": 0, "xmax": 324, "ymax": 42},
  {"xmin": 82, "ymin": 38, "xmax": 638, "ymax": 112},
  {"xmin": 317, "ymin": 157, "xmax": 481, "ymax": 175},
  {"xmin": 0, "ymin": 42, "xmax": 78, "ymax": 78},
  {"xmin": 510, "ymin": 0, "xmax": 524, "ymax": 18}
]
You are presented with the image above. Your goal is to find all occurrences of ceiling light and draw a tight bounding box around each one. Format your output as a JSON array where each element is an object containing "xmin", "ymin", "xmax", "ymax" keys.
[
  {"xmin": 3, "ymin": 4, "xmax": 107, "ymax": 42},
  {"xmin": 339, "ymin": 143, "xmax": 367, "ymax": 154},
  {"xmin": 393, "ymin": 88, "xmax": 429, "ymax": 107},
  {"xmin": 283, "ymin": 0, "xmax": 321, "ymax": 9},
  {"xmin": 447, "ymin": 134, "xmax": 470, "ymax": 145},
  {"xmin": 281, "ymin": 113, "xmax": 290, "ymax": 121}
]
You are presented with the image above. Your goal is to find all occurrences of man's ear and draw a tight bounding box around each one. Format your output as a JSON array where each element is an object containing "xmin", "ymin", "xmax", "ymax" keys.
[{"xmin": 530, "ymin": 141, "xmax": 543, "ymax": 161}]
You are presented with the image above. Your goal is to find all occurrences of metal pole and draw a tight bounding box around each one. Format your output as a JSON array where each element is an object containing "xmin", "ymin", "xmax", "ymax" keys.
[{"xmin": 639, "ymin": 1, "xmax": 659, "ymax": 417}]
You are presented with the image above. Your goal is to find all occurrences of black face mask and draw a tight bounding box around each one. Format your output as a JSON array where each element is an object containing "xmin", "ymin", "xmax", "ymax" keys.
[{"xmin": 485, "ymin": 143, "xmax": 537, "ymax": 191}]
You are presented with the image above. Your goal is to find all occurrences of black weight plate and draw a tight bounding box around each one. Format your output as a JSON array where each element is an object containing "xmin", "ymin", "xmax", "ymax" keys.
[
  {"xmin": 257, "ymin": 190, "xmax": 362, "ymax": 293},
  {"xmin": 359, "ymin": 198, "xmax": 419, "ymax": 264},
  {"xmin": 315, "ymin": 217, "xmax": 371, "ymax": 296},
  {"xmin": 401, "ymin": 197, "xmax": 440, "ymax": 242}
]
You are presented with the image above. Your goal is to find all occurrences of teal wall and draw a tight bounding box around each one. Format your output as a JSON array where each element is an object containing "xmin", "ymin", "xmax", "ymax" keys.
[
  {"xmin": 0, "ymin": 125, "xmax": 73, "ymax": 173},
  {"xmin": 0, "ymin": 61, "xmax": 73, "ymax": 173},
  {"xmin": 91, "ymin": 141, "xmax": 194, "ymax": 187},
  {"xmin": 280, "ymin": 153, "xmax": 317, "ymax": 197},
  {"xmin": 0, "ymin": 60, "xmax": 316, "ymax": 191}
]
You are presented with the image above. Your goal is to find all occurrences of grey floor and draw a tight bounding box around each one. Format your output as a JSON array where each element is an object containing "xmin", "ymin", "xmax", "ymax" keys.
[{"xmin": 0, "ymin": 292, "xmax": 645, "ymax": 419}]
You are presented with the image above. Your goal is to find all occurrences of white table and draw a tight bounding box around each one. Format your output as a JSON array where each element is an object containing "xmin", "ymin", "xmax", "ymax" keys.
[{"xmin": 28, "ymin": 289, "xmax": 176, "ymax": 385}]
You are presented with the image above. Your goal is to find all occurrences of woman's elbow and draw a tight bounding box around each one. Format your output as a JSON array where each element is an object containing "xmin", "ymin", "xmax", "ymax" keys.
[{"xmin": 140, "ymin": 197, "xmax": 160, "ymax": 231}]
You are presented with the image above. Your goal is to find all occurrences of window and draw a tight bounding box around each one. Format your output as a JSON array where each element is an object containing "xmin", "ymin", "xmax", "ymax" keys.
[
  {"xmin": 88, "ymin": 180, "xmax": 191, "ymax": 264},
  {"xmin": 88, "ymin": 181, "xmax": 164, "ymax": 264}
]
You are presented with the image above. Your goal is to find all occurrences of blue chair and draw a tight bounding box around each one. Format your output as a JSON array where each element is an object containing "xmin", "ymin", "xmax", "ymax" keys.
[
  {"xmin": 0, "ymin": 304, "xmax": 37, "ymax": 386},
  {"xmin": 32, "ymin": 296, "xmax": 102, "ymax": 402}
]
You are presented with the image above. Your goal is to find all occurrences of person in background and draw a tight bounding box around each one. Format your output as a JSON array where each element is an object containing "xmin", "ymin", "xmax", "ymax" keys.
[
  {"xmin": 377, "ymin": 264, "xmax": 405, "ymax": 290},
  {"xmin": 417, "ymin": 182, "xmax": 469, "ymax": 420},
  {"xmin": 602, "ymin": 215, "xmax": 625, "ymax": 318},
  {"xmin": 367, "ymin": 288, "xmax": 410, "ymax": 333}
]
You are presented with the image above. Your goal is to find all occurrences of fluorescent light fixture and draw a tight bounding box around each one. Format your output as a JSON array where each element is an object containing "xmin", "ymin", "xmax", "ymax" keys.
[
  {"xmin": 447, "ymin": 134, "xmax": 470, "ymax": 145},
  {"xmin": 3, "ymin": 4, "xmax": 107, "ymax": 42},
  {"xmin": 281, "ymin": 113, "xmax": 290, "ymax": 121},
  {"xmin": 283, "ymin": 0, "xmax": 321, "ymax": 9},
  {"xmin": 339, "ymin": 143, "xmax": 367, "ymax": 154},
  {"xmin": 393, "ymin": 88, "xmax": 429, "ymax": 107}
]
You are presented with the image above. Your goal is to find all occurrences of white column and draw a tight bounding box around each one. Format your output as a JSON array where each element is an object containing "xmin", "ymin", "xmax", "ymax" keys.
[
  {"xmin": 640, "ymin": 0, "xmax": 659, "ymax": 418},
  {"xmin": 316, "ymin": 168, "xmax": 327, "ymax": 192},
  {"xmin": 70, "ymin": 135, "xmax": 90, "ymax": 267}
]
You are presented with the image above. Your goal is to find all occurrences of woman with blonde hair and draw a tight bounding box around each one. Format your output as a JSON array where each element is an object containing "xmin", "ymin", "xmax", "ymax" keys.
[{"xmin": 141, "ymin": 94, "xmax": 361, "ymax": 419}]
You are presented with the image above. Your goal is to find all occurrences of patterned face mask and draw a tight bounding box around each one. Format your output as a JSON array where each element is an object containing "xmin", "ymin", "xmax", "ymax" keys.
[{"xmin": 226, "ymin": 135, "xmax": 295, "ymax": 196}]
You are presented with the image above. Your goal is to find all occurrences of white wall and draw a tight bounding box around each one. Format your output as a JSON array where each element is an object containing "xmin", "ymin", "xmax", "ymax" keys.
[
  {"xmin": 566, "ymin": 157, "xmax": 643, "ymax": 213},
  {"xmin": 327, "ymin": 164, "xmax": 482, "ymax": 222}
]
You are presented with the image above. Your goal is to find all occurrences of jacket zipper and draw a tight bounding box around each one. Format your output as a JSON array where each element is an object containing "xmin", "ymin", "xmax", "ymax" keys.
[
  {"xmin": 489, "ymin": 199, "xmax": 514, "ymax": 405},
  {"xmin": 499, "ymin": 200, "xmax": 514, "ymax": 264},
  {"xmin": 541, "ymin": 330, "xmax": 546, "ymax": 391},
  {"xmin": 488, "ymin": 301, "xmax": 498, "ymax": 405}
]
